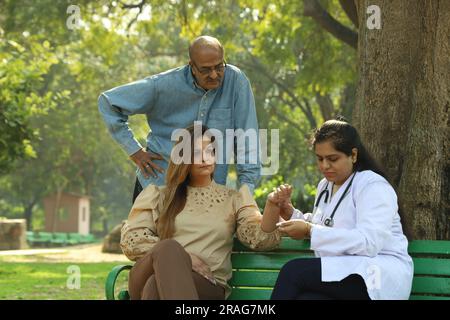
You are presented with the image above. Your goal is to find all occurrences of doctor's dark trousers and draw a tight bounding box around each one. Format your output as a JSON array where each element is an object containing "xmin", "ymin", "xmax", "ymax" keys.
[{"xmin": 271, "ymin": 258, "xmax": 371, "ymax": 300}]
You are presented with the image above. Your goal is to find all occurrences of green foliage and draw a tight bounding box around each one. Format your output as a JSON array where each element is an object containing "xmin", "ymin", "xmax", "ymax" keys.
[{"xmin": 0, "ymin": 34, "xmax": 60, "ymax": 173}]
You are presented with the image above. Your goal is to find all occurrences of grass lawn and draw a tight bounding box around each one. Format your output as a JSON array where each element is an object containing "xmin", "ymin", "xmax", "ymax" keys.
[{"xmin": 0, "ymin": 261, "xmax": 130, "ymax": 300}]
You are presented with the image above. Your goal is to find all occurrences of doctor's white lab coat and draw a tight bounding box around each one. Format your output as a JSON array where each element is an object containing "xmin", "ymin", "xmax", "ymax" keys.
[{"xmin": 293, "ymin": 170, "xmax": 413, "ymax": 300}]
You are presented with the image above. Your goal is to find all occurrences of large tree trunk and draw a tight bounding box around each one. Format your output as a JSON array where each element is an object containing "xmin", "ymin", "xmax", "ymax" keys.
[{"xmin": 353, "ymin": 1, "xmax": 450, "ymax": 239}]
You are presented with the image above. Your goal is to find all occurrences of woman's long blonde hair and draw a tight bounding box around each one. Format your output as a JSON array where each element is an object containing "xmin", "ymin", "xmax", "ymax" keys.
[{"xmin": 157, "ymin": 124, "xmax": 214, "ymax": 239}]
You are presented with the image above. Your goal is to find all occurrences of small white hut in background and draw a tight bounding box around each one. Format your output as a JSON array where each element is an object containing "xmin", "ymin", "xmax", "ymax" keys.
[{"xmin": 43, "ymin": 193, "xmax": 90, "ymax": 235}]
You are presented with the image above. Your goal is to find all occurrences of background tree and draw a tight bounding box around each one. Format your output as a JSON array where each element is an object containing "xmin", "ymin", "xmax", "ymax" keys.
[
  {"xmin": 303, "ymin": 0, "xmax": 449, "ymax": 239},
  {"xmin": 353, "ymin": 0, "xmax": 449, "ymax": 239},
  {"xmin": 0, "ymin": 36, "xmax": 60, "ymax": 174}
]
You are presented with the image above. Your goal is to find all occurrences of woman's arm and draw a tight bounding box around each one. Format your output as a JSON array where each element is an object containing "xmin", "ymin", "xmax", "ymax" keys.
[
  {"xmin": 261, "ymin": 184, "xmax": 293, "ymax": 232},
  {"xmin": 120, "ymin": 185, "xmax": 161, "ymax": 261},
  {"xmin": 261, "ymin": 200, "xmax": 281, "ymax": 233},
  {"xmin": 234, "ymin": 185, "xmax": 281, "ymax": 251}
]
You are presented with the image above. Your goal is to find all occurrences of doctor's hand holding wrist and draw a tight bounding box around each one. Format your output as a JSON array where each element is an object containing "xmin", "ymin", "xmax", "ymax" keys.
[
  {"xmin": 277, "ymin": 220, "xmax": 313, "ymax": 240},
  {"xmin": 278, "ymin": 202, "xmax": 295, "ymax": 221}
]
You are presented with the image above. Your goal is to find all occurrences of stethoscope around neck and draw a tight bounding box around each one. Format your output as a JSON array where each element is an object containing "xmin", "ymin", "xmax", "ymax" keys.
[{"xmin": 314, "ymin": 172, "xmax": 357, "ymax": 227}]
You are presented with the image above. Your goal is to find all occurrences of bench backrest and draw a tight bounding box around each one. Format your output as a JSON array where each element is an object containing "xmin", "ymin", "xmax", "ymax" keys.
[{"xmin": 228, "ymin": 238, "xmax": 450, "ymax": 300}]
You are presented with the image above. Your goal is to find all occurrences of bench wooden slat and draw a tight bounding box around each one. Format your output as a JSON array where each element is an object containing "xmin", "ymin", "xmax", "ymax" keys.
[
  {"xmin": 409, "ymin": 295, "xmax": 450, "ymax": 300},
  {"xmin": 413, "ymin": 258, "xmax": 450, "ymax": 276},
  {"xmin": 228, "ymin": 288, "xmax": 272, "ymax": 300},
  {"xmin": 412, "ymin": 276, "xmax": 450, "ymax": 295},
  {"xmin": 231, "ymin": 253, "xmax": 314, "ymax": 269},
  {"xmin": 233, "ymin": 238, "xmax": 311, "ymax": 252},
  {"xmin": 408, "ymin": 240, "xmax": 450, "ymax": 256},
  {"xmin": 230, "ymin": 271, "xmax": 278, "ymax": 287}
]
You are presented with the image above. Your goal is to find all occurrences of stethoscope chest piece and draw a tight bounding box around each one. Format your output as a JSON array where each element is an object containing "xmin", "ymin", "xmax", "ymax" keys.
[
  {"xmin": 317, "ymin": 172, "xmax": 357, "ymax": 228},
  {"xmin": 324, "ymin": 218, "xmax": 334, "ymax": 227}
]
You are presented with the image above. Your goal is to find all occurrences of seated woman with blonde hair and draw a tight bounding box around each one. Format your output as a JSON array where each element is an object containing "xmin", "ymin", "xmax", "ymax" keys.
[{"xmin": 120, "ymin": 124, "xmax": 283, "ymax": 300}]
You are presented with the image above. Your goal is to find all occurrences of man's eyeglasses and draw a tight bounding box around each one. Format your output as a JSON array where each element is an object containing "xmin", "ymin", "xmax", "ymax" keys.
[{"xmin": 191, "ymin": 60, "xmax": 227, "ymax": 76}]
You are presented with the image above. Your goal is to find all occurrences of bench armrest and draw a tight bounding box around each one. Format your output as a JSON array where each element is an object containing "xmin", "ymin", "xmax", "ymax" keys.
[{"xmin": 105, "ymin": 265, "xmax": 133, "ymax": 300}]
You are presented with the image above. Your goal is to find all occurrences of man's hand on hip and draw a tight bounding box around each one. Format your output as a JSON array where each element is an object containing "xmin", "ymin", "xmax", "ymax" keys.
[{"xmin": 130, "ymin": 148, "xmax": 165, "ymax": 178}]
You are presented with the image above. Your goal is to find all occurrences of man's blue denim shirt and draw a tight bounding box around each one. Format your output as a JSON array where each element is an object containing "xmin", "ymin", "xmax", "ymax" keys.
[{"xmin": 98, "ymin": 64, "xmax": 260, "ymax": 193}]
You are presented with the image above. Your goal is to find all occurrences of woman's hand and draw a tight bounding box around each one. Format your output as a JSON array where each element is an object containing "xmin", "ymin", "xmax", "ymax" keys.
[
  {"xmin": 267, "ymin": 184, "xmax": 292, "ymax": 205},
  {"xmin": 277, "ymin": 220, "xmax": 312, "ymax": 240},
  {"xmin": 267, "ymin": 184, "xmax": 294, "ymax": 220},
  {"xmin": 188, "ymin": 252, "xmax": 215, "ymax": 284}
]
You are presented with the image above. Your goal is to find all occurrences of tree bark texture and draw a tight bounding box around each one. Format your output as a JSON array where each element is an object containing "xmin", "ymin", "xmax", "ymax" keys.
[{"xmin": 354, "ymin": 0, "xmax": 450, "ymax": 239}]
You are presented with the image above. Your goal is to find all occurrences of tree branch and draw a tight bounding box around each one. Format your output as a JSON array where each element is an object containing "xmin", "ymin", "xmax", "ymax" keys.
[
  {"xmin": 339, "ymin": 84, "xmax": 355, "ymax": 120},
  {"xmin": 339, "ymin": 0, "xmax": 359, "ymax": 28},
  {"xmin": 302, "ymin": 98, "xmax": 317, "ymax": 128},
  {"xmin": 276, "ymin": 94, "xmax": 300, "ymax": 113},
  {"xmin": 119, "ymin": 0, "xmax": 145, "ymax": 9},
  {"xmin": 303, "ymin": 0, "xmax": 358, "ymax": 49},
  {"xmin": 268, "ymin": 101, "xmax": 308, "ymax": 136},
  {"xmin": 315, "ymin": 93, "xmax": 335, "ymax": 120},
  {"xmin": 176, "ymin": 0, "xmax": 196, "ymax": 37},
  {"xmin": 119, "ymin": 0, "xmax": 146, "ymax": 30},
  {"xmin": 239, "ymin": 55, "xmax": 318, "ymax": 129},
  {"xmin": 135, "ymin": 43, "xmax": 184, "ymax": 60},
  {"xmin": 275, "ymin": 94, "xmax": 308, "ymax": 128}
]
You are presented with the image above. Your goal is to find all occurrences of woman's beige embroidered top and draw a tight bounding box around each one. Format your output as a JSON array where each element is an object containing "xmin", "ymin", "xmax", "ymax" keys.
[{"xmin": 120, "ymin": 180, "xmax": 281, "ymax": 298}]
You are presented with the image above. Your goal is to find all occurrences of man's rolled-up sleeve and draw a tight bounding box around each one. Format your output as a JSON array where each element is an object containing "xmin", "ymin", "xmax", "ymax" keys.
[{"xmin": 98, "ymin": 77, "xmax": 157, "ymax": 156}]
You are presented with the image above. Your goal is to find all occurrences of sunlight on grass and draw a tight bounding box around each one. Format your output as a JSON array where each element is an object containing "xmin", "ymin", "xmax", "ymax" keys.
[{"xmin": 0, "ymin": 262, "xmax": 128, "ymax": 300}]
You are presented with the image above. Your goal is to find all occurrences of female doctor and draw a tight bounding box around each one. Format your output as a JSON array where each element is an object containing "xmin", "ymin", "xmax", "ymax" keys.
[{"xmin": 270, "ymin": 118, "xmax": 413, "ymax": 300}]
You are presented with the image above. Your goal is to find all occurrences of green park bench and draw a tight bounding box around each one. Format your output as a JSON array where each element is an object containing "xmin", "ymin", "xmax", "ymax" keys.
[
  {"xmin": 26, "ymin": 231, "xmax": 53, "ymax": 246},
  {"xmin": 51, "ymin": 232, "xmax": 69, "ymax": 246},
  {"xmin": 68, "ymin": 233, "xmax": 83, "ymax": 245},
  {"xmin": 26, "ymin": 232, "xmax": 96, "ymax": 246},
  {"xmin": 105, "ymin": 238, "xmax": 450, "ymax": 300},
  {"xmin": 80, "ymin": 233, "xmax": 96, "ymax": 244},
  {"xmin": 67, "ymin": 233, "xmax": 96, "ymax": 245}
]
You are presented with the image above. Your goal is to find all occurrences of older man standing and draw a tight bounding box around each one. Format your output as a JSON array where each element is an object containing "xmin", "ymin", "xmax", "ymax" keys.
[{"xmin": 98, "ymin": 36, "xmax": 260, "ymax": 202}]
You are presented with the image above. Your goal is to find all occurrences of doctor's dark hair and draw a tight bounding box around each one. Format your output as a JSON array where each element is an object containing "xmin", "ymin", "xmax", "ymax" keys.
[
  {"xmin": 311, "ymin": 117, "xmax": 412, "ymax": 239},
  {"xmin": 311, "ymin": 118, "xmax": 387, "ymax": 179}
]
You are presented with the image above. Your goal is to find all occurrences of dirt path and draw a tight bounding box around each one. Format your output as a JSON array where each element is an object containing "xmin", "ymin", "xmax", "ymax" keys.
[{"xmin": 0, "ymin": 243, "xmax": 129, "ymax": 263}]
